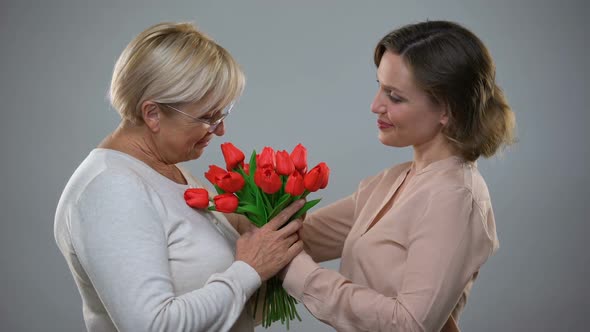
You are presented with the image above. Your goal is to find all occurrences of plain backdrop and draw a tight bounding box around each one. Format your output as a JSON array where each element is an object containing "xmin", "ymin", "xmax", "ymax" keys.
[{"xmin": 1, "ymin": 0, "xmax": 588, "ymax": 331}]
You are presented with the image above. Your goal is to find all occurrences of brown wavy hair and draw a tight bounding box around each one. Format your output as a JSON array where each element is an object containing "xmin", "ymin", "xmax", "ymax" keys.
[{"xmin": 374, "ymin": 21, "xmax": 516, "ymax": 161}]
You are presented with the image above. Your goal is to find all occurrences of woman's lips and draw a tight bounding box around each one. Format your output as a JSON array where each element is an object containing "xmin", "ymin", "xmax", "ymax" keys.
[{"xmin": 378, "ymin": 120, "xmax": 394, "ymax": 129}]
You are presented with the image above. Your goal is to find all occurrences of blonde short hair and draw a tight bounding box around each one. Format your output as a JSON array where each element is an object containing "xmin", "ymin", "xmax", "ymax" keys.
[{"xmin": 109, "ymin": 22, "xmax": 245, "ymax": 123}]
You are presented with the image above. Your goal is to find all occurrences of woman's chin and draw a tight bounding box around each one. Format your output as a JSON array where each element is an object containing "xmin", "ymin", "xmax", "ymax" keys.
[
  {"xmin": 187, "ymin": 146, "xmax": 206, "ymax": 160},
  {"xmin": 378, "ymin": 134, "xmax": 407, "ymax": 148},
  {"xmin": 377, "ymin": 133, "xmax": 393, "ymax": 146}
]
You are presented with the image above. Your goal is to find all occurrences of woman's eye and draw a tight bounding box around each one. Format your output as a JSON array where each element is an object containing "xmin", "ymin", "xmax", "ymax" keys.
[
  {"xmin": 199, "ymin": 110, "xmax": 223, "ymax": 123},
  {"xmin": 387, "ymin": 93, "xmax": 403, "ymax": 104},
  {"xmin": 199, "ymin": 112, "xmax": 216, "ymax": 121}
]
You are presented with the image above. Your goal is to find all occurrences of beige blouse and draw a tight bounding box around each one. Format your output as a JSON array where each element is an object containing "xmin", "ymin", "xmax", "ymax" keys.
[{"xmin": 282, "ymin": 156, "xmax": 499, "ymax": 332}]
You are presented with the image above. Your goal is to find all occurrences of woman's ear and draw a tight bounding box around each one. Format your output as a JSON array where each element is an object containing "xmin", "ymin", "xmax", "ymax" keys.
[
  {"xmin": 439, "ymin": 103, "xmax": 450, "ymax": 127},
  {"xmin": 141, "ymin": 101, "xmax": 161, "ymax": 132}
]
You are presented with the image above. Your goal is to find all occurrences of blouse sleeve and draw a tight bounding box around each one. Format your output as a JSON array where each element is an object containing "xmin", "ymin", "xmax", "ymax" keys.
[
  {"xmin": 300, "ymin": 171, "xmax": 387, "ymax": 262},
  {"xmin": 69, "ymin": 169, "xmax": 261, "ymax": 332},
  {"xmin": 282, "ymin": 187, "xmax": 495, "ymax": 332},
  {"xmin": 300, "ymin": 194, "xmax": 357, "ymax": 262}
]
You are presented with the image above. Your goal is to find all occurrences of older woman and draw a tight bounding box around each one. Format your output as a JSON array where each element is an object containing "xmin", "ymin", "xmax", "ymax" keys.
[
  {"xmin": 54, "ymin": 22, "xmax": 303, "ymax": 332},
  {"xmin": 282, "ymin": 21, "xmax": 516, "ymax": 332}
]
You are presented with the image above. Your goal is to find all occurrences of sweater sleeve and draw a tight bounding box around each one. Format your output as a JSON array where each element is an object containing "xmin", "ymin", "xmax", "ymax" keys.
[
  {"xmin": 69, "ymin": 169, "xmax": 261, "ymax": 332},
  {"xmin": 282, "ymin": 187, "xmax": 494, "ymax": 332}
]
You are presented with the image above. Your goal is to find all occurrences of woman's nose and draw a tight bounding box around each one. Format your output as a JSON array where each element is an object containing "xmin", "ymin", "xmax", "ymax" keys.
[
  {"xmin": 370, "ymin": 91, "xmax": 386, "ymax": 114},
  {"xmin": 213, "ymin": 121, "xmax": 225, "ymax": 136}
]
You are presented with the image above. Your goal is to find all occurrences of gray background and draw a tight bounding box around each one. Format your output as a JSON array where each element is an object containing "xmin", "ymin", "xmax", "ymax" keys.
[{"xmin": 1, "ymin": 0, "xmax": 588, "ymax": 331}]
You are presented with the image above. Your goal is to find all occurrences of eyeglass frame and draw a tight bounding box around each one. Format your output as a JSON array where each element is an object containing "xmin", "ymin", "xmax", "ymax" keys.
[{"xmin": 157, "ymin": 101, "xmax": 235, "ymax": 133}]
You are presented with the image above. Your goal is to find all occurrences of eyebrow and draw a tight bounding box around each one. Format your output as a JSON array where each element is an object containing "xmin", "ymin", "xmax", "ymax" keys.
[
  {"xmin": 376, "ymin": 75, "xmax": 405, "ymax": 93},
  {"xmin": 196, "ymin": 107, "xmax": 221, "ymax": 120},
  {"xmin": 377, "ymin": 80, "xmax": 405, "ymax": 96}
]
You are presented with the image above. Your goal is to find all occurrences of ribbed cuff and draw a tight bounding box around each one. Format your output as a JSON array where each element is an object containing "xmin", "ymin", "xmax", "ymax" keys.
[
  {"xmin": 281, "ymin": 252, "xmax": 320, "ymax": 301},
  {"xmin": 229, "ymin": 261, "xmax": 262, "ymax": 299}
]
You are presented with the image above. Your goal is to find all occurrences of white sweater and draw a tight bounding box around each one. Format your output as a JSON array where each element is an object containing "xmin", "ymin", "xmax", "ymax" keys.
[{"xmin": 54, "ymin": 149, "xmax": 260, "ymax": 332}]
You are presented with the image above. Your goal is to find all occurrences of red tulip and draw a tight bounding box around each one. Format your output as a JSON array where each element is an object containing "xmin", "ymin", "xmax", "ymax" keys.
[
  {"xmin": 275, "ymin": 150, "xmax": 295, "ymax": 176},
  {"xmin": 221, "ymin": 142, "xmax": 245, "ymax": 171},
  {"xmin": 285, "ymin": 171, "xmax": 305, "ymax": 196},
  {"xmin": 204, "ymin": 165, "xmax": 227, "ymax": 185},
  {"xmin": 290, "ymin": 144, "xmax": 307, "ymax": 173},
  {"xmin": 213, "ymin": 193, "xmax": 239, "ymax": 213},
  {"xmin": 184, "ymin": 188, "xmax": 210, "ymax": 209},
  {"xmin": 243, "ymin": 163, "xmax": 250, "ymax": 175},
  {"xmin": 303, "ymin": 162, "xmax": 330, "ymax": 192},
  {"xmin": 257, "ymin": 147, "xmax": 275, "ymax": 169},
  {"xmin": 254, "ymin": 166, "xmax": 282, "ymax": 194},
  {"xmin": 216, "ymin": 171, "xmax": 245, "ymax": 193}
]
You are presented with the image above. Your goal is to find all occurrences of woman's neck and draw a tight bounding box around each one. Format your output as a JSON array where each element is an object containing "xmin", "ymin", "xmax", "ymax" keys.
[
  {"xmin": 99, "ymin": 122, "xmax": 187, "ymax": 184},
  {"xmin": 411, "ymin": 134, "xmax": 458, "ymax": 172}
]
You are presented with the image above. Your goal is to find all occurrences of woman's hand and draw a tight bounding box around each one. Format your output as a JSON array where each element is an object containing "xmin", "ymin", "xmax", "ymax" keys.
[
  {"xmin": 235, "ymin": 200, "xmax": 305, "ymax": 281},
  {"xmin": 224, "ymin": 213, "xmax": 258, "ymax": 235}
]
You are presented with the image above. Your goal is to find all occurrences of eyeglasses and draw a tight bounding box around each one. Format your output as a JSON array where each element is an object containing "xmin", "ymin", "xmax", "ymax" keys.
[{"xmin": 160, "ymin": 101, "xmax": 235, "ymax": 133}]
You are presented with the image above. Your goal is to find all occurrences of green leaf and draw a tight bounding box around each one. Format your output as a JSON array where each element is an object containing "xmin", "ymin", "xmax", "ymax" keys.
[
  {"xmin": 235, "ymin": 166, "xmax": 245, "ymax": 177},
  {"xmin": 237, "ymin": 204, "xmax": 264, "ymax": 217},
  {"xmin": 290, "ymin": 198, "xmax": 321, "ymax": 221},
  {"xmin": 255, "ymin": 187, "xmax": 268, "ymax": 224},
  {"xmin": 213, "ymin": 184, "xmax": 224, "ymax": 195},
  {"xmin": 261, "ymin": 191, "xmax": 273, "ymax": 217},
  {"xmin": 238, "ymin": 199, "xmax": 255, "ymax": 206},
  {"xmin": 268, "ymin": 193, "xmax": 293, "ymax": 220},
  {"xmin": 243, "ymin": 171, "xmax": 258, "ymax": 193},
  {"xmin": 249, "ymin": 150, "xmax": 257, "ymax": 175},
  {"xmin": 277, "ymin": 192, "xmax": 292, "ymax": 207},
  {"xmin": 245, "ymin": 214, "xmax": 264, "ymax": 227},
  {"xmin": 237, "ymin": 188, "xmax": 254, "ymax": 203}
]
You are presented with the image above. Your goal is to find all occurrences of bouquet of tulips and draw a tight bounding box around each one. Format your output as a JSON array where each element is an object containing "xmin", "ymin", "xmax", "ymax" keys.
[{"xmin": 183, "ymin": 142, "xmax": 329, "ymax": 329}]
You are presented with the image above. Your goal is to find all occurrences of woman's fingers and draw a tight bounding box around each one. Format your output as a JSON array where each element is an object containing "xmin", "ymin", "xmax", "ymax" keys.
[
  {"xmin": 284, "ymin": 233, "xmax": 299, "ymax": 247},
  {"xmin": 236, "ymin": 200, "xmax": 307, "ymax": 281},
  {"xmin": 285, "ymin": 240, "xmax": 304, "ymax": 260},
  {"xmin": 265, "ymin": 199, "xmax": 305, "ymax": 231},
  {"xmin": 277, "ymin": 219, "xmax": 302, "ymax": 238}
]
